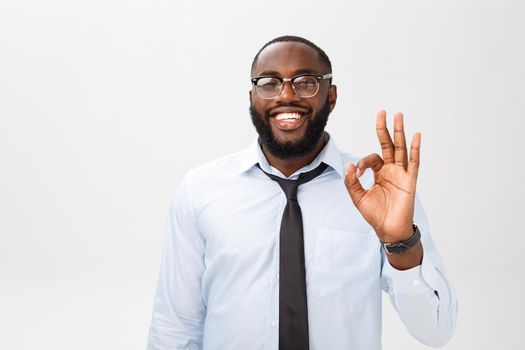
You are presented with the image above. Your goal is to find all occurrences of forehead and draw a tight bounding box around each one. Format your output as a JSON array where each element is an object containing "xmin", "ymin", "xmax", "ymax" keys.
[{"xmin": 253, "ymin": 42, "xmax": 327, "ymax": 77}]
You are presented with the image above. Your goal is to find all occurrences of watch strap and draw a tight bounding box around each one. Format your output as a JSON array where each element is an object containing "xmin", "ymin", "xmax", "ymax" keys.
[{"xmin": 382, "ymin": 224, "xmax": 421, "ymax": 254}]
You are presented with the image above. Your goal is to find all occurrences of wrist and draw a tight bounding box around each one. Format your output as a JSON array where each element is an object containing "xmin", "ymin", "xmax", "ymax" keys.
[
  {"xmin": 381, "ymin": 224, "xmax": 421, "ymax": 255},
  {"xmin": 386, "ymin": 241, "xmax": 423, "ymax": 270},
  {"xmin": 380, "ymin": 224, "xmax": 415, "ymax": 244}
]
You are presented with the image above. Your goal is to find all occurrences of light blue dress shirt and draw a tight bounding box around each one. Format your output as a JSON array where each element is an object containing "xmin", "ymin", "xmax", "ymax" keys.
[{"xmin": 147, "ymin": 135, "xmax": 457, "ymax": 350}]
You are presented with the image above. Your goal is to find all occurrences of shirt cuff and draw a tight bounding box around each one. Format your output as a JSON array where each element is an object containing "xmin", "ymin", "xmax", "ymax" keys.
[{"xmin": 383, "ymin": 258, "xmax": 434, "ymax": 295}]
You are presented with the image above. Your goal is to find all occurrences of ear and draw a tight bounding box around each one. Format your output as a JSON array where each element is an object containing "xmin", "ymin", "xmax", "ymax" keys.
[{"xmin": 328, "ymin": 84, "xmax": 337, "ymax": 112}]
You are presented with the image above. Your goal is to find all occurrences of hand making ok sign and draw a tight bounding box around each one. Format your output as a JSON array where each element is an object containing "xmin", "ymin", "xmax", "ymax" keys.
[{"xmin": 344, "ymin": 110, "xmax": 422, "ymax": 251}]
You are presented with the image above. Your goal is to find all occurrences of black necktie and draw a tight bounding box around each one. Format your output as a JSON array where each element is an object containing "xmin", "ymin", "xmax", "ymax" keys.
[{"xmin": 258, "ymin": 162, "xmax": 328, "ymax": 350}]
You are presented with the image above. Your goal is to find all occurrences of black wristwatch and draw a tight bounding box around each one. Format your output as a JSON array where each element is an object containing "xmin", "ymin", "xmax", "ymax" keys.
[{"xmin": 382, "ymin": 224, "xmax": 421, "ymax": 255}]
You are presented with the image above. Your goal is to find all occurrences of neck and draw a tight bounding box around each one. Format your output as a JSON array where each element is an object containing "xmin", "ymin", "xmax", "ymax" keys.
[{"xmin": 261, "ymin": 136, "xmax": 326, "ymax": 177}]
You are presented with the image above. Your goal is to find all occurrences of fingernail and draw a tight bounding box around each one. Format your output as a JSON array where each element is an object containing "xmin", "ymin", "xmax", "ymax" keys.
[{"xmin": 356, "ymin": 167, "xmax": 362, "ymax": 178}]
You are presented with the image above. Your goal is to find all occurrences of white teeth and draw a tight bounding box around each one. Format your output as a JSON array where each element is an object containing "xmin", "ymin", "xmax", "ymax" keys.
[{"xmin": 275, "ymin": 112, "xmax": 302, "ymax": 120}]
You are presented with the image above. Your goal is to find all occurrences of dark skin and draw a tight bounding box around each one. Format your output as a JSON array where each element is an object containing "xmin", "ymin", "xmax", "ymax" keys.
[
  {"xmin": 250, "ymin": 42, "xmax": 423, "ymax": 270},
  {"xmin": 250, "ymin": 43, "xmax": 337, "ymax": 177}
]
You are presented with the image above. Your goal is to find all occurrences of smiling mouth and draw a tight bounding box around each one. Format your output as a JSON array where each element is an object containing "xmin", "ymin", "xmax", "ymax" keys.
[
  {"xmin": 272, "ymin": 112, "xmax": 305, "ymax": 130},
  {"xmin": 275, "ymin": 112, "xmax": 302, "ymax": 121}
]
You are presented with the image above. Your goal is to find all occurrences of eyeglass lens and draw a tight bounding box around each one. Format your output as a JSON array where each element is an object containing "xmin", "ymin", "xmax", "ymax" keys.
[{"xmin": 255, "ymin": 76, "xmax": 319, "ymax": 99}]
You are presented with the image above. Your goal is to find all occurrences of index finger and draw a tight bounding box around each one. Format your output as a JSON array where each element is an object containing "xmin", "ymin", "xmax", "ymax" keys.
[{"xmin": 376, "ymin": 110, "xmax": 395, "ymax": 164}]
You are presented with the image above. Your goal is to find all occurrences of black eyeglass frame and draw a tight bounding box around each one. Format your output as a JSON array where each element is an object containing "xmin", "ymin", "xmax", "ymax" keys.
[{"xmin": 251, "ymin": 73, "xmax": 333, "ymax": 99}]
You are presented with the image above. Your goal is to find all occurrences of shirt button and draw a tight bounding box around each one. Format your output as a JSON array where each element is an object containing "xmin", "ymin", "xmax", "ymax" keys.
[
  {"xmin": 272, "ymin": 320, "xmax": 279, "ymax": 327},
  {"xmin": 412, "ymin": 279, "xmax": 421, "ymax": 287}
]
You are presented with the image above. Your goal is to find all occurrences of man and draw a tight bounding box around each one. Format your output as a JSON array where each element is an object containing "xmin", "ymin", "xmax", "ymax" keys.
[{"xmin": 147, "ymin": 35, "xmax": 457, "ymax": 350}]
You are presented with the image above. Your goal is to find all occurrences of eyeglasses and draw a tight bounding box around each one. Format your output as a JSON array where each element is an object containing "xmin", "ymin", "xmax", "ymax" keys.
[{"xmin": 251, "ymin": 73, "xmax": 332, "ymax": 99}]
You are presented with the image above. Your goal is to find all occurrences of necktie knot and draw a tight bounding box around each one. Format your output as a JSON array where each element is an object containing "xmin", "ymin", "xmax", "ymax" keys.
[
  {"xmin": 271, "ymin": 179, "xmax": 298, "ymax": 201},
  {"xmin": 257, "ymin": 162, "xmax": 328, "ymax": 201}
]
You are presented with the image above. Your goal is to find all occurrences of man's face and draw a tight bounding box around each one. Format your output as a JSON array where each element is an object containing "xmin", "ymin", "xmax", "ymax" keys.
[{"xmin": 249, "ymin": 42, "xmax": 337, "ymax": 159}]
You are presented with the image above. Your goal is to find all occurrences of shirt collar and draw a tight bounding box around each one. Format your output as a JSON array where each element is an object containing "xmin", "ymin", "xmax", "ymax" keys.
[{"xmin": 236, "ymin": 133, "xmax": 345, "ymax": 179}]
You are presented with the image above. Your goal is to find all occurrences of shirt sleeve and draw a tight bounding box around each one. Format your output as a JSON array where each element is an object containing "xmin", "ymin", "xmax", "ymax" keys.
[
  {"xmin": 147, "ymin": 173, "xmax": 206, "ymax": 350},
  {"xmin": 381, "ymin": 195, "xmax": 458, "ymax": 347}
]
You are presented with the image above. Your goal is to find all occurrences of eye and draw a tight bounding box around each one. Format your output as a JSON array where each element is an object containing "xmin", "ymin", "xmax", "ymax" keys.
[
  {"xmin": 294, "ymin": 76, "xmax": 318, "ymax": 91},
  {"xmin": 257, "ymin": 77, "xmax": 281, "ymax": 88},
  {"xmin": 295, "ymin": 77, "xmax": 317, "ymax": 86}
]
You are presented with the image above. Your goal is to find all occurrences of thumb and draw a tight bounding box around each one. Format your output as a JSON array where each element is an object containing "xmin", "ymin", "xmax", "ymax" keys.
[{"xmin": 344, "ymin": 163, "xmax": 367, "ymax": 207}]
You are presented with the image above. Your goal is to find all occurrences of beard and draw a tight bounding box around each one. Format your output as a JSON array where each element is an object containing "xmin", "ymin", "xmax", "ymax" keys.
[{"xmin": 249, "ymin": 98, "xmax": 331, "ymax": 159}]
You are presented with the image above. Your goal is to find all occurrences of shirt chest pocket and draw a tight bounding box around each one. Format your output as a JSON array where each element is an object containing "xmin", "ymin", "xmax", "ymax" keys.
[{"xmin": 308, "ymin": 228, "xmax": 382, "ymax": 304}]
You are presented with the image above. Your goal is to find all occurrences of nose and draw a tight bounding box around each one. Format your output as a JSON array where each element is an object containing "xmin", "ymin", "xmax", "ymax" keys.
[{"xmin": 275, "ymin": 80, "xmax": 301, "ymax": 103}]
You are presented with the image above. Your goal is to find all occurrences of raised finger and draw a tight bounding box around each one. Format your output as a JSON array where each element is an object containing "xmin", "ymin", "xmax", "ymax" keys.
[
  {"xmin": 407, "ymin": 132, "xmax": 421, "ymax": 178},
  {"xmin": 356, "ymin": 153, "xmax": 384, "ymax": 178},
  {"xmin": 393, "ymin": 112, "xmax": 408, "ymax": 169},
  {"xmin": 376, "ymin": 110, "xmax": 395, "ymax": 164},
  {"xmin": 344, "ymin": 163, "xmax": 367, "ymax": 207}
]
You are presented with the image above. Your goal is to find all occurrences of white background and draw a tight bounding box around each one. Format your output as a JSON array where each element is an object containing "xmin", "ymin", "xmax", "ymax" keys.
[{"xmin": 1, "ymin": 0, "xmax": 524, "ymax": 349}]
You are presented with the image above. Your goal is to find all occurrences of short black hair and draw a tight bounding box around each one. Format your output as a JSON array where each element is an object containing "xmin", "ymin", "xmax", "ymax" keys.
[{"xmin": 251, "ymin": 35, "xmax": 332, "ymax": 76}]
